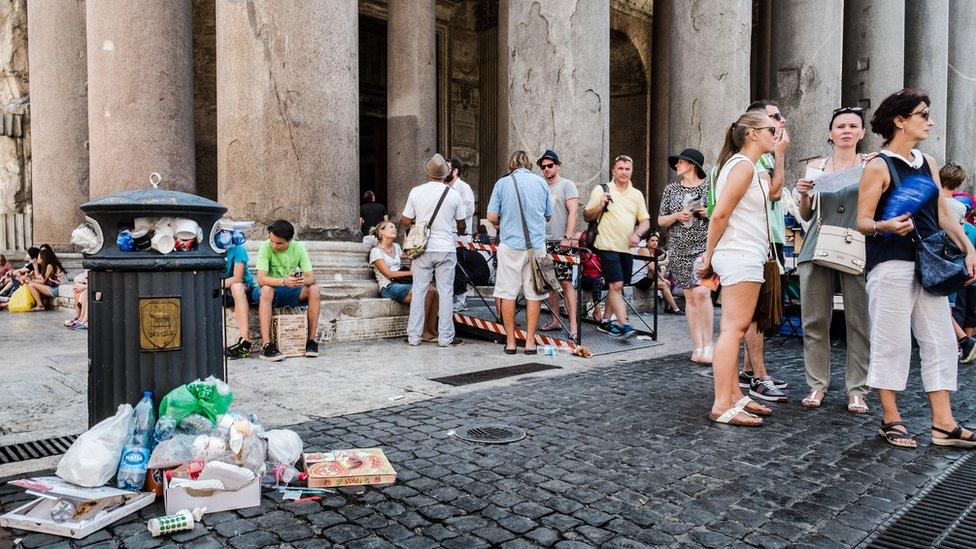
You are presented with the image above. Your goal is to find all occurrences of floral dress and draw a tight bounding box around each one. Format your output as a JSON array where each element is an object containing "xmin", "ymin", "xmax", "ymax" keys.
[{"xmin": 659, "ymin": 180, "xmax": 709, "ymax": 289}]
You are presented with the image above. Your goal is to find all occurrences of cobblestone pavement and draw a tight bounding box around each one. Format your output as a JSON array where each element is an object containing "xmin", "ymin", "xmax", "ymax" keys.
[{"xmin": 3, "ymin": 341, "xmax": 976, "ymax": 548}]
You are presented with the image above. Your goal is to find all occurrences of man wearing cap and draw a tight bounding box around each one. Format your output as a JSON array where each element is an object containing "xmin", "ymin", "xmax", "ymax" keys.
[
  {"xmin": 401, "ymin": 154, "xmax": 467, "ymax": 347},
  {"xmin": 583, "ymin": 155, "xmax": 651, "ymax": 339},
  {"xmin": 487, "ymin": 150, "xmax": 552, "ymax": 354},
  {"xmin": 537, "ymin": 149, "xmax": 580, "ymax": 339}
]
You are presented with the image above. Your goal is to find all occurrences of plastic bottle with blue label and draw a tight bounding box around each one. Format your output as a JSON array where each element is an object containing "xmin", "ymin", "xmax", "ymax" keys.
[{"xmin": 117, "ymin": 392, "xmax": 157, "ymax": 491}]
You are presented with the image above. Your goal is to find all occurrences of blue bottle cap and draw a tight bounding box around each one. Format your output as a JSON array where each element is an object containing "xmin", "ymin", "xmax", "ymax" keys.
[{"xmin": 143, "ymin": 391, "xmax": 153, "ymax": 398}]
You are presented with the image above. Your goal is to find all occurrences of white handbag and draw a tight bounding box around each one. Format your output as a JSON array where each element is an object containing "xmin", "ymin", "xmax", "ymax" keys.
[{"xmin": 811, "ymin": 192, "xmax": 866, "ymax": 275}]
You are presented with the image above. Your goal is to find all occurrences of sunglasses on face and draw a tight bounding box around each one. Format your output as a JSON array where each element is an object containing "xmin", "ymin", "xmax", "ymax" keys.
[
  {"xmin": 769, "ymin": 112, "xmax": 783, "ymax": 121},
  {"xmin": 750, "ymin": 126, "xmax": 777, "ymax": 136},
  {"xmin": 909, "ymin": 109, "xmax": 931, "ymax": 121},
  {"xmin": 540, "ymin": 163, "xmax": 556, "ymax": 170}
]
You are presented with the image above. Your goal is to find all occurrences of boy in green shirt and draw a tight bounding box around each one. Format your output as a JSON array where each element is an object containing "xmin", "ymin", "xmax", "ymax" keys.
[{"xmin": 255, "ymin": 219, "xmax": 320, "ymax": 361}]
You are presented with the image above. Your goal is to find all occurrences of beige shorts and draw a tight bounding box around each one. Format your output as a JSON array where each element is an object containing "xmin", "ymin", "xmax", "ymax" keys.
[{"xmin": 492, "ymin": 243, "xmax": 549, "ymax": 301}]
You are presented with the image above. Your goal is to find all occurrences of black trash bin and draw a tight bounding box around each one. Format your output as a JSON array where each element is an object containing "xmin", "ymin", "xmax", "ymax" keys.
[{"xmin": 80, "ymin": 185, "xmax": 228, "ymax": 426}]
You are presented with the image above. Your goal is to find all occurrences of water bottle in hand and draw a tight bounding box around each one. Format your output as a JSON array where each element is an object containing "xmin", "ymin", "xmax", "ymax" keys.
[{"xmin": 116, "ymin": 391, "xmax": 156, "ymax": 491}]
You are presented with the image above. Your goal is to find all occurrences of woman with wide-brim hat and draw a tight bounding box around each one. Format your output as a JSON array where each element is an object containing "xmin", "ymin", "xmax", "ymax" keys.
[{"xmin": 658, "ymin": 148, "xmax": 714, "ymax": 363}]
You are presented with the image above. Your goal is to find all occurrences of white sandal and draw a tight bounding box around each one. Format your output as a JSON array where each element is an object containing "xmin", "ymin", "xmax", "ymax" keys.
[
  {"xmin": 847, "ymin": 395, "xmax": 869, "ymax": 414},
  {"xmin": 691, "ymin": 348, "xmax": 703, "ymax": 363},
  {"xmin": 709, "ymin": 404, "xmax": 762, "ymax": 426},
  {"xmin": 735, "ymin": 395, "xmax": 771, "ymax": 416},
  {"xmin": 802, "ymin": 390, "xmax": 825, "ymax": 408}
]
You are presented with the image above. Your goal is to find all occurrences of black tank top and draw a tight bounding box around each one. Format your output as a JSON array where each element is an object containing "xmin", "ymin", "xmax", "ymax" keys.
[{"xmin": 865, "ymin": 153, "xmax": 939, "ymax": 271}]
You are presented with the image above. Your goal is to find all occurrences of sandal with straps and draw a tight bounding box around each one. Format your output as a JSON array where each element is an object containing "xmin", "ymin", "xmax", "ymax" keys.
[
  {"xmin": 802, "ymin": 390, "xmax": 825, "ymax": 409},
  {"xmin": 878, "ymin": 421, "xmax": 917, "ymax": 449},
  {"xmin": 931, "ymin": 425, "xmax": 976, "ymax": 448},
  {"xmin": 847, "ymin": 395, "xmax": 869, "ymax": 414},
  {"xmin": 691, "ymin": 348, "xmax": 704, "ymax": 363},
  {"xmin": 708, "ymin": 404, "xmax": 763, "ymax": 427},
  {"xmin": 735, "ymin": 396, "xmax": 772, "ymax": 417}
]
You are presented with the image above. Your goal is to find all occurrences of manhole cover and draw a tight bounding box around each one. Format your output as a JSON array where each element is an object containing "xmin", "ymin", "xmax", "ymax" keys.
[{"xmin": 454, "ymin": 424, "xmax": 526, "ymax": 444}]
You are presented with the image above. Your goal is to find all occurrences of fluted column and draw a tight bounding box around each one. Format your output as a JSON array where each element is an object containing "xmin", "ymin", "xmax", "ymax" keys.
[
  {"xmin": 666, "ymin": 0, "xmax": 752, "ymax": 169},
  {"xmin": 387, "ymin": 0, "xmax": 437, "ymax": 220},
  {"xmin": 905, "ymin": 0, "xmax": 948, "ymax": 162},
  {"xmin": 842, "ymin": 0, "xmax": 905, "ymax": 152},
  {"xmin": 771, "ymin": 0, "xmax": 843, "ymax": 183},
  {"xmin": 498, "ymin": 0, "xmax": 609, "ymax": 198},
  {"xmin": 28, "ymin": 0, "xmax": 89, "ymax": 247},
  {"xmin": 86, "ymin": 0, "xmax": 195, "ymax": 196},
  {"xmin": 216, "ymin": 0, "xmax": 359, "ymax": 239},
  {"xmin": 947, "ymin": 1, "xmax": 976, "ymax": 179}
]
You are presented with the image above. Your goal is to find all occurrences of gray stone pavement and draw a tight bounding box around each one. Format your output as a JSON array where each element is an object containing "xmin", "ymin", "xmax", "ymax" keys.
[
  {"xmin": 0, "ymin": 308, "xmax": 690, "ymax": 477},
  {"xmin": 3, "ymin": 340, "xmax": 976, "ymax": 548}
]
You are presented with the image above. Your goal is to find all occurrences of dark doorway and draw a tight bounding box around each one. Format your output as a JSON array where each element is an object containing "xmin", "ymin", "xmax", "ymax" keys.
[
  {"xmin": 359, "ymin": 16, "xmax": 388, "ymax": 208},
  {"xmin": 609, "ymin": 30, "xmax": 649, "ymax": 200}
]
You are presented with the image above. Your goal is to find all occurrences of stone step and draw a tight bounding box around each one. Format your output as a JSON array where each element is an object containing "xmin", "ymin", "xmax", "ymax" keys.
[{"xmin": 226, "ymin": 296, "xmax": 408, "ymax": 344}]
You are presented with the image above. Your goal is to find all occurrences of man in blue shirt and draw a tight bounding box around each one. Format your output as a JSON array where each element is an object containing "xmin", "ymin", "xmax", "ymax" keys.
[
  {"xmin": 223, "ymin": 243, "xmax": 258, "ymax": 358},
  {"xmin": 486, "ymin": 150, "xmax": 552, "ymax": 354}
]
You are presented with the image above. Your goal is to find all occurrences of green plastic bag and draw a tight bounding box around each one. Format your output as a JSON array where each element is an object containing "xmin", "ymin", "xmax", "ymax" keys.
[{"xmin": 158, "ymin": 376, "xmax": 233, "ymax": 424}]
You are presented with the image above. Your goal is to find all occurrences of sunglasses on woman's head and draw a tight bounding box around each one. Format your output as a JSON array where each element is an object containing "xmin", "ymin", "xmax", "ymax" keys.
[
  {"xmin": 832, "ymin": 106, "xmax": 863, "ymax": 115},
  {"xmin": 909, "ymin": 109, "xmax": 931, "ymax": 121}
]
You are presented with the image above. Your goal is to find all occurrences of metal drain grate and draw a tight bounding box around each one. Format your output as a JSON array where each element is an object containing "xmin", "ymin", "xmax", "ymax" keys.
[
  {"xmin": 454, "ymin": 424, "xmax": 526, "ymax": 444},
  {"xmin": 862, "ymin": 453, "xmax": 976, "ymax": 548},
  {"xmin": 0, "ymin": 435, "xmax": 78, "ymax": 465}
]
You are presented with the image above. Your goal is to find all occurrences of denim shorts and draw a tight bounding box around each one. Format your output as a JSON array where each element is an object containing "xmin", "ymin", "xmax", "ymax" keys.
[
  {"xmin": 251, "ymin": 285, "xmax": 305, "ymax": 308},
  {"xmin": 49, "ymin": 284, "xmax": 60, "ymax": 298},
  {"xmin": 380, "ymin": 282, "xmax": 412, "ymax": 304}
]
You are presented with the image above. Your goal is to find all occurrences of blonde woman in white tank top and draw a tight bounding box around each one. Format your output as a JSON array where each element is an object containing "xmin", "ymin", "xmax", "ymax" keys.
[{"xmin": 697, "ymin": 111, "xmax": 779, "ymax": 427}]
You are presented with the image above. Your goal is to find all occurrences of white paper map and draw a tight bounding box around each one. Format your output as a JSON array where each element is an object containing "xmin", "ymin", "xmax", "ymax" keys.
[{"xmin": 804, "ymin": 165, "xmax": 863, "ymax": 195}]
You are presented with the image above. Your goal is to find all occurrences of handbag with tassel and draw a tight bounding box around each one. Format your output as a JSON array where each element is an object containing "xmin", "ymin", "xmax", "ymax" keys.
[{"xmin": 753, "ymin": 177, "xmax": 783, "ymax": 333}]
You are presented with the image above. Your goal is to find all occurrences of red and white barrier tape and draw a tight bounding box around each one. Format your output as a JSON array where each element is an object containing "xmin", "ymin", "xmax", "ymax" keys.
[{"xmin": 453, "ymin": 312, "xmax": 577, "ymax": 351}]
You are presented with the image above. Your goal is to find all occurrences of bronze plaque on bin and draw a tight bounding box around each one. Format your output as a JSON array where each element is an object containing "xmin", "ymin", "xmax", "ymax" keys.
[{"xmin": 139, "ymin": 297, "xmax": 181, "ymax": 351}]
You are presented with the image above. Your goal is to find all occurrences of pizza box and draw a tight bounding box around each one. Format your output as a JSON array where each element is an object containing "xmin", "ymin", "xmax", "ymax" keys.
[
  {"xmin": 163, "ymin": 474, "xmax": 260, "ymax": 515},
  {"xmin": 0, "ymin": 477, "xmax": 155, "ymax": 539},
  {"xmin": 303, "ymin": 448, "xmax": 397, "ymax": 488}
]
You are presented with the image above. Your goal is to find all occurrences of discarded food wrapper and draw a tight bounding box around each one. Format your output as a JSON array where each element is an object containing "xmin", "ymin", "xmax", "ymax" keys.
[
  {"xmin": 303, "ymin": 449, "xmax": 397, "ymax": 489},
  {"xmin": 147, "ymin": 506, "xmax": 206, "ymax": 537},
  {"xmin": 265, "ymin": 429, "xmax": 303, "ymax": 466},
  {"xmin": 572, "ymin": 345, "xmax": 593, "ymax": 358},
  {"xmin": 0, "ymin": 477, "xmax": 154, "ymax": 539},
  {"xmin": 197, "ymin": 461, "xmax": 255, "ymax": 492}
]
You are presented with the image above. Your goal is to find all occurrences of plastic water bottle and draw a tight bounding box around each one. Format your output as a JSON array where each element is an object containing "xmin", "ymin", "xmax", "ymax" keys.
[
  {"xmin": 117, "ymin": 392, "xmax": 156, "ymax": 491},
  {"xmin": 151, "ymin": 415, "xmax": 176, "ymax": 448},
  {"xmin": 542, "ymin": 344, "xmax": 557, "ymax": 357},
  {"xmin": 692, "ymin": 256, "xmax": 704, "ymax": 285}
]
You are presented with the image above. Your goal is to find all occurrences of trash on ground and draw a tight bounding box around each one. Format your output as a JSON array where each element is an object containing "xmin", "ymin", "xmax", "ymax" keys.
[
  {"xmin": 147, "ymin": 507, "xmax": 206, "ymax": 537},
  {"xmin": 303, "ymin": 449, "xmax": 397, "ymax": 488},
  {"xmin": 56, "ymin": 404, "xmax": 134, "ymax": 487},
  {"xmin": 0, "ymin": 477, "xmax": 155, "ymax": 539}
]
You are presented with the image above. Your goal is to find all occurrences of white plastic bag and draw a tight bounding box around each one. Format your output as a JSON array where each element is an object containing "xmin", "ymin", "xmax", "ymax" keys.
[
  {"xmin": 265, "ymin": 429, "xmax": 303, "ymax": 466},
  {"xmin": 56, "ymin": 404, "xmax": 134, "ymax": 487}
]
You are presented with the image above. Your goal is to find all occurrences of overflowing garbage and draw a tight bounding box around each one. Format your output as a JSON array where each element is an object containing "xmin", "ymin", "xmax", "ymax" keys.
[{"xmin": 0, "ymin": 377, "xmax": 397, "ymax": 540}]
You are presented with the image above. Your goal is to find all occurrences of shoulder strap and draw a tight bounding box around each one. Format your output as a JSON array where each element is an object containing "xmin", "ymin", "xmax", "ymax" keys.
[
  {"xmin": 879, "ymin": 154, "xmax": 901, "ymax": 189},
  {"xmin": 752, "ymin": 160, "xmax": 776, "ymax": 260},
  {"xmin": 597, "ymin": 183, "xmax": 610, "ymax": 223},
  {"xmin": 511, "ymin": 174, "xmax": 534, "ymax": 249},
  {"xmin": 426, "ymin": 185, "xmax": 452, "ymax": 230}
]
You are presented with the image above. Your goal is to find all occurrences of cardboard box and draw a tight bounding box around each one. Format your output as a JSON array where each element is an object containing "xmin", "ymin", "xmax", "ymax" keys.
[
  {"xmin": 303, "ymin": 448, "xmax": 397, "ymax": 488},
  {"xmin": 0, "ymin": 477, "xmax": 155, "ymax": 539},
  {"xmin": 163, "ymin": 475, "xmax": 260, "ymax": 515}
]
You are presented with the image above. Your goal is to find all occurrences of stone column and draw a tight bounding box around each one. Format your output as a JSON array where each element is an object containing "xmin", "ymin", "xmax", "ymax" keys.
[
  {"xmin": 27, "ymin": 0, "xmax": 89, "ymax": 247},
  {"xmin": 86, "ymin": 1, "xmax": 195, "ymax": 196},
  {"xmin": 498, "ymin": 0, "xmax": 609, "ymax": 198},
  {"xmin": 666, "ymin": 0, "xmax": 752, "ymax": 170},
  {"xmin": 771, "ymin": 0, "xmax": 843, "ymax": 183},
  {"xmin": 948, "ymin": 0, "xmax": 976, "ymax": 182},
  {"xmin": 905, "ymin": 0, "xmax": 948, "ymax": 162},
  {"xmin": 842, "ymin": 0, "xmax": 905, "ymax": 152},
  {"xmin": 387, "ymin": 0, "xmax": 437, "ymax": 220},
  {"xmin": 216, "ymin": 0, "xmax": 359, "ymax": 240}
]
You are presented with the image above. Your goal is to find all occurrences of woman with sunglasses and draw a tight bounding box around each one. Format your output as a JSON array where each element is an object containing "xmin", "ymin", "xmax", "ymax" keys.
[
  {"xmin": 696, "ymin": 110, "xmax": 780, "ymax": 426},
  {"xmin": 856, "ymin": 88, "xmax": 976, "ymax": 449},
  {"xmin": 793, "ymin": 107, "xmax": 871, "ymax": 414}
]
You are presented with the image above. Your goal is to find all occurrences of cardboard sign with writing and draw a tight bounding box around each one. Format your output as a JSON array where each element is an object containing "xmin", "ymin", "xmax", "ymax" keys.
[
  {"xmin": 271, "ymin": 308, "xmax": 307, "ymax": 357},
  {"xmin": 139, "ymin": 298, "xmax": 181, "ymax": 351}
]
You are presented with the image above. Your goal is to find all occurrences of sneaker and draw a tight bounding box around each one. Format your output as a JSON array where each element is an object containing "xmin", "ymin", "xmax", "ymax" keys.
[
  {"xmin": 614, "ymin": 323, "xmax": 636, "ymax": 339},
  {"xmin": 305, "ymin": 339, "xmax": 319, "ymax": 357},
  {"xmin": 749, "ymin": 376, "xmax": 789, "ymax": 402},
  {"xmin": 260, "ymin": 342, "xmax": 285, "ymax": 362},
  {"xmin": 597, "ymin": 321, "xmax": 621, "ymax": 336},
  {"xmin": 767, "ymin": 375, "xmax": 789, "ymax": 389},
  {"xmin": 960, "ymin": 337, "xmax": 976, "ymax": 363},
  {"xmin": 439, "ymin": 338, "xmax": 464, "ymax": 348},
  {"xmin": 225, "ymin": 338, "xmax": 252, "ymax": 359},
  {"xmin": 738, "ymin": 371, "xmax": 753, "ymax": 388}
]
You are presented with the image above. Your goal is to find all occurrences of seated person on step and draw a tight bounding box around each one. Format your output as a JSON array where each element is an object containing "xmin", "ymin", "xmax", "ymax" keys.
[
  {"xmin": 223, "ymin": 241, "xmax": 259, "ymax": 359},
  {"xmin": 368, "ymin": 221, "xmax": 439, "ymax": 342},
  {"xmin": 254, "ymin": 219, "xmax": 320, "ymax": 362}
]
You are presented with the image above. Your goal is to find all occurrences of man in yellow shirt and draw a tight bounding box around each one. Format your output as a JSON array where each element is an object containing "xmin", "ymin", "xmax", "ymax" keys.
[{"xmin": 583, "ymin": 155, "xmax": 650, "ymax": 339}]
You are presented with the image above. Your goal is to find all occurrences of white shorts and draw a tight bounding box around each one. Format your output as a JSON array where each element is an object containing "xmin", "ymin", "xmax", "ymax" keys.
[
  {"xmin": 492, "ymin": 243, "xmax": 548, "ymax": 301},
  {"xmin": 711, "ymin": 249, "xmax": 765, "ymax": 286}
]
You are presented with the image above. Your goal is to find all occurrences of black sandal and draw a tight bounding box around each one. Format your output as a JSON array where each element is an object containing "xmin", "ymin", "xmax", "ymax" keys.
[
  {"xmin": 878, "ymin": 421, "xmax": 917, "ymax": 449},
  {"xmin": 524, "ymin": 348, "xmax": 538, "ymax": 355},
  {"xmin": 504, "ymin": 347, "xmax": 517, "ymax": 355},
  {"xmin": 931, "ymin": 425, "xmax": 976, "ymax": 448}
]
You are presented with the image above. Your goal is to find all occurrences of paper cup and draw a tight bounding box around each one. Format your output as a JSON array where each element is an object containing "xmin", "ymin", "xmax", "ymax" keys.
[
  {"xmin": 173, "ymin": 218, "xmax": 199, "ymax": 241},
  {"xmin": 151, "ymin": 231, "xmax": 175, "ymax": 254},
  {"xmin": 133, "ymin": 217, "xmax": 152, "ymax": 230},
  {"xmin": 132, "ymin": 227, "xmax": 155, "ymax": 250}
]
